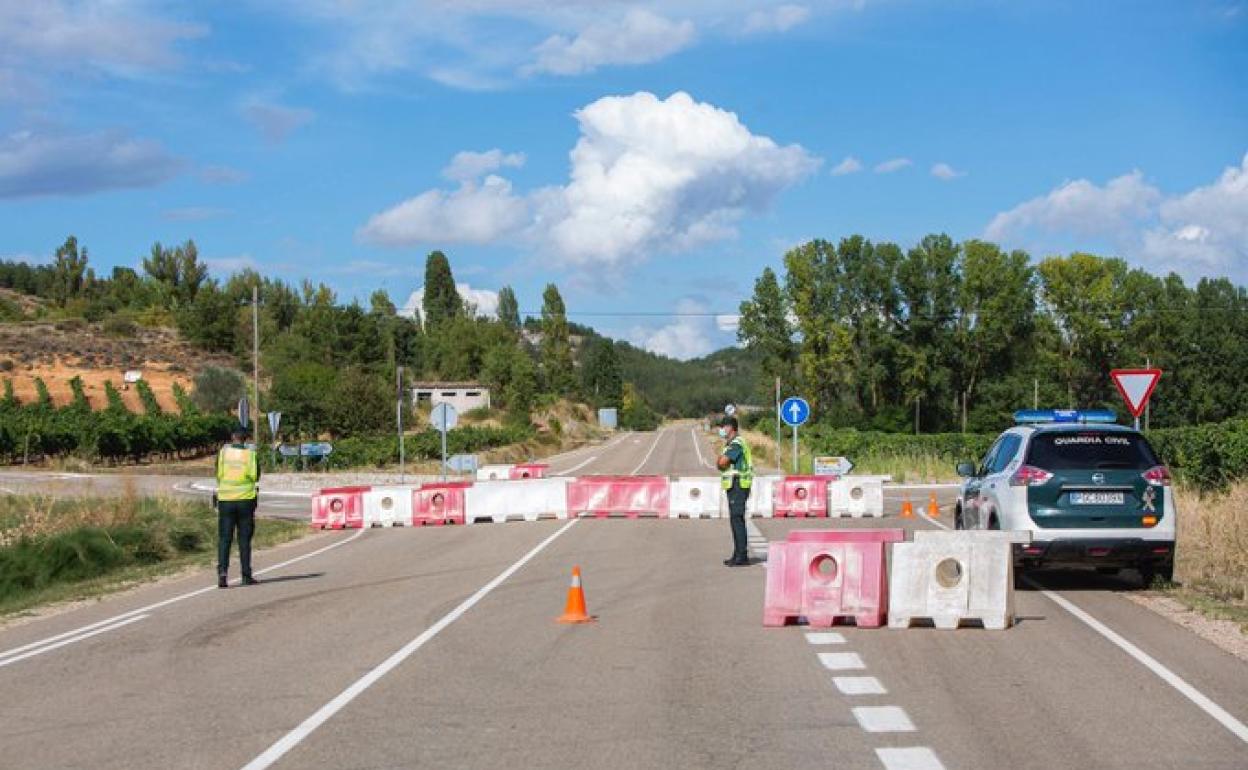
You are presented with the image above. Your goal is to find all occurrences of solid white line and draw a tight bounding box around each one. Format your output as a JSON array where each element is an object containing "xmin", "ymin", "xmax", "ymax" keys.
[
  {"xmin": 548, "ymin": 432, "xmax": 631, "ymax": 474},
  {"xmin": 852, "ymin": 705, "xmax": 916, "ymax": 732},
  {"xmin": 833, "ymin": 676, "xmax": 888, "ymax": 695},
  {"xmin": 875, "ymin": 747, "xmax": 946, "ymax": 770},
  {"xmin": 888, "ymin": 484, "xmax": 961, "ymax": 490},
  {"xmin": 0, "ymin": 529, "xmax": 367, "ymax": 664},
  {"xmin": 0, "ymin": 615, "xmax": 149, "ymax": 668},
  {"xmin": 916, "ymin": 507, "xmax": 953, "ymax": 531},
  {"xmin": 554, "ymin": 455, "xmax": 599, "ymax": 476},
  {"xmin": 1028, "ymin": 578, "xmax": 1248, "ymax": 745},
  {"xmin": 690, "ymin": 428, "xmax": 714, "ymax": 470},
  {"xmin": 804, "ymin": 632, "xmax": 846, "ymax": 645},
  {"xmin": 817, "ymin": 652, "xmax": 865, "ymax": 671},
  {"xmin": 239, "ymin": 518, "xmax": 581, "ymax": 770},
  {"xmin": 629, "ymin": 429, "xmax": 667, "ymax": 475}
]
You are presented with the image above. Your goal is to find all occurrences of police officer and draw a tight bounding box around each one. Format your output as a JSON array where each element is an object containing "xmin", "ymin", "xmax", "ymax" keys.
[
  {"xmin": 216, "ymin": 428, "xmax": 260, "ymax": 588},
  {"xmin": 716, "ymin": 415, "xmax": 753, "ymax": 566}
]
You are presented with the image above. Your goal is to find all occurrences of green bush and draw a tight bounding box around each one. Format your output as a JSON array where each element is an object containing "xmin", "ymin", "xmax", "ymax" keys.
[{"xmin": 326, "ymin": 425, "xmax": 534, "ymax": 469}]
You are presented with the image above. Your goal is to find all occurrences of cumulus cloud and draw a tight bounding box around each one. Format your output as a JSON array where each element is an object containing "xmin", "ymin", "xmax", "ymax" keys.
[
  {"xmin": 715, "ymin": 314, "xmax": 742, "ymax": 333},
  {"xmin": 743, "ymin": 4, "xmax": 811, "ymax": 34},
  {"xmin": 0, "ymin": 128, "xmax": 183, "ymax": 198},
  {"xmin": 359, "ymin": 91, "xmax": 819, "ymax": 271},
  {"xmin": 630, "ymin": 299, "xmax": 719, "ymax": 360},
  {"xmin": 241, "ymin": 99, "xmax": 315, "ymax": 144},
  {"xmin": 400, "ymin": 283, "xmax": 500, "ymax": 320},
  {"xmin": 931, "ymin": 162, "xmax": 965, "ymax": 180},
  {"xmin": 204, "ymin": 254, "xmax": 260, "ymax": 275},
  {"xmin": 874, "ymin": 157, "xmax": 912, "ymax": 173},
  {"xmin": 358, "ymin": 174, "xmax": 529, "ymax": 246},
  {"xmin": 830, "ymin": 155, "xmax": 863, "ymax": 176},
  {"xmin": 527, "ymin": 9, "xmax": 696, "ymax": 76},
  {"xmin": 985, "ymin": 154, "xmax": 1248, "ymax": 280},
  {"xmin": 443, "ymin": 149, "xmax": 525, "ymax": 183}
]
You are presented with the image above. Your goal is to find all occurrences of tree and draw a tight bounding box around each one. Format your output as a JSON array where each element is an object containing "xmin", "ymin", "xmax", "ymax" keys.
[
  {"xmin": 192, "ymin": 366, "xmax": 246, "ymax": 413},
  {"xmin": 144, "ymin": 240, "xmax": 207, "ymax": 306},
  {"xmin": 540, "ymin": 283, "xmax": 575, "ymax": 396},
  {"xmin": 738, "ymin": 267, "xmax": 795, "ymax": 402},
  {"xmin": 51, "ymin": 236, "xmax": 89, "ymax": 306},
  {"xmin": 422, "ymin": 251, "xmax": 461, "ymax": 328},
  {"xmin": 505, "ymin": 348, "xmax": 538, "ymax": 426},
  {"xmin": 581, "ymin": 338, "xmax": 623, "ymax": 406},
  {"xmin": 369, "ymin": 289, "xmax": 396, "ymax": 316},
  {"xmin": 497, "ymin": 285, "xmax": 521, "ymax": 332}
]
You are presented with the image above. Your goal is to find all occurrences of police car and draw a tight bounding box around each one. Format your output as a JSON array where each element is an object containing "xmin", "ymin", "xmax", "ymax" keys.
[{"xmin": 954, "ymin": 409, "xmax": 1175, "ymax": 584}]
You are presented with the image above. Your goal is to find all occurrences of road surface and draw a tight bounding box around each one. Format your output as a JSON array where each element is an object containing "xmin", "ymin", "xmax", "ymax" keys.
[{"xmin": 1, "ymin": 424, "xmax": 1245, "ymax": 769}]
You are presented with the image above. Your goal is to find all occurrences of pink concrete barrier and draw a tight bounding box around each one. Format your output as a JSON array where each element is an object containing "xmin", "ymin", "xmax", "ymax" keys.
[
  {"xmin": 763, "ymin": 529, "xmax": 904, "ymax": 628},
  {"xmin": 412, "ymin": 482, "xmax": 471, "ymax": 526},
  {"xmin": 567, "ymin": 475, "xmax": 670, "ymax": 518},
  {"xmin": 311, "ymin": 486, "xmax": 369, "ymax": 530},
  {"xmin": 772, "ymin": 475, "xmax": 831, "ymax": 518},
  {"xmin": 509, "ymin": 463, "xmax": 549, "ymax": 480}
]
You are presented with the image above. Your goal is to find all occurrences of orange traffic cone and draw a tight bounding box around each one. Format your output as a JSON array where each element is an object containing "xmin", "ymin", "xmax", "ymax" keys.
[
  {"xmin": 927, "ymin": 491, "xmax": 940, "ymax": 518},
  {"xmin": 556, "ymin": 566, "xmax": 596, "ymax": 624},
  {"xmin": 900, "ymin": 496, "xmax": 915, "ymax": 518}
]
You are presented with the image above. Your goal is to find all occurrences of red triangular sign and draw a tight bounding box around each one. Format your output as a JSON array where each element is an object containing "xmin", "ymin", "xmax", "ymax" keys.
[{"xmin": 1110, "ymin": 369, "xmax": 1162, "ymax": 418}]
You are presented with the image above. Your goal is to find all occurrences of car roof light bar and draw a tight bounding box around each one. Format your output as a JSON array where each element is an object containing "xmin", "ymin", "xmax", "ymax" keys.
[{"xmin": 1013, "ymin": 409, "xmax": 1119, "ymax": 425}]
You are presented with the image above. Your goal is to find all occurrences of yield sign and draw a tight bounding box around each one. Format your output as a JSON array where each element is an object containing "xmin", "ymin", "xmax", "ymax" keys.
[{"xmin": 1110, "ymin": 369, "xmax": 1162, "ymax": 417}]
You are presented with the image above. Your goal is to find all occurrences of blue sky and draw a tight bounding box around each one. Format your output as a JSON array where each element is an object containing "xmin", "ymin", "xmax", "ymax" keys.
[{"xmin": 1, "ymin": 1, "xmax": 1246, "ymax": 358}]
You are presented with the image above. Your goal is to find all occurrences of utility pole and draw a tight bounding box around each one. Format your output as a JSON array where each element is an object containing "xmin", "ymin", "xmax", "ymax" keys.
[
  {"xmin": 252, "ymin": 285, "xmax": 263, "ymax": 451},
  {"xmin": 1034, "ymin": 378, "xmax": 1039, "ymax": 410},
  {"xmin": 397, "ymin": 365, "xmax": 405, "ymax": 483},
  {"xmin": 775, "ymin": 377, "xmax": 781, "ymax": 472},
  {"xmin": 1145, "ymin": 357, "xmax": 1152, "ymax": 431}
]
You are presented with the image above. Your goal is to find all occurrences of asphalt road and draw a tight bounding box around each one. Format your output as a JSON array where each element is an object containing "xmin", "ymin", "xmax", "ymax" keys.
[{"xmin": 1, "ymin": 424, "xmax": 1246, "ymax": 769}]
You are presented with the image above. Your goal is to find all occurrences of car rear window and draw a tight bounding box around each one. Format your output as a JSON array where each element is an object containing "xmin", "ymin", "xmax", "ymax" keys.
[{"xmin": 1025, "ymin": 431, "xmax": 1159, "ymax": 471}]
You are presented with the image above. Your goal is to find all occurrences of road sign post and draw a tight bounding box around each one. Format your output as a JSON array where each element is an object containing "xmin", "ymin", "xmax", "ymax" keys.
[
  {"xmin": 779, "ymin": 396, "xmax": 810, "ymax": 474},
  {"xmin": 1111, "ymin": 369, "xmax": 1162, "ymax": 431},
  {"xmin": 431, "ymin": 402, "xmax": 458, "ymax": 482}
]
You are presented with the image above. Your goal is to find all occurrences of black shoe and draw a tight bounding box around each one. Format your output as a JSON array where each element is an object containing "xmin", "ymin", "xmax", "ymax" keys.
[
  {"xmin": 724, "ymin": 557, "xmax": 750, "ymax": 567},
  {"xmin": 242, "ymin": 576, "xmax": 259, "ymax": 586},
  {"xmin": 217, "ymin": 575, "xmax": 228, "ymax": 589}
]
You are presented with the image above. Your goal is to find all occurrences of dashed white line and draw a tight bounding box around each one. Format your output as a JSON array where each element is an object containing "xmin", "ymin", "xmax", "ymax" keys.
[
  {"xmin": 853, "ymin": 706, "xmax": 916, "ymax": 733},
  {"xmin": 804, "ymin": 632, "xmax": 846, "ymax": 645},
  {"xmin": 0, "ymin": 615, "xmax": 149, "ymax": 668},
  {"xmin": 833, "ymin": 676, "xmax": 888, "ymax": 695},
  {"xmin": 875, "ymin": 747, "xmax": 947, "ymax": 770},
  {"xmin": 817, "ymin": 651, "xmax": 866, "ymax": 670}
]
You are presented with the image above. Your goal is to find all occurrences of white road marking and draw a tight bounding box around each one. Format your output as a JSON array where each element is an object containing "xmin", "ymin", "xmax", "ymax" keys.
[
  {"xmin": 875, "ymin": 747, "xmax": 947, "ymax": 770},
  {"xmin": 853, "ymin": 706, "xmax": 916, "ymax": 733},
  {"xmin": 554, "ymin": 455, "xmax": 599, "ymax": 476},
  {"xmin": 804, "ymin": 632, "xmax": 846, "ymax": 645},
  {"xmin": 239, "ymin": 518, "xmax": 581, "ymax": 770},
  {"xmin": 745, "ymin": 519, "xmax": 768, "ymax": 560},
  {"xmin": 0, "ymin": 529, "xmax": 367, "ymax": 666},
  {"xmin": 888, "ymin": 484, "xmax": 961, "ymax": 490},
  {"xmin": 689, "ymin": 428, "xmax": 715, "ymax": 470},
  {"xmin": 817, "ymin": 652, "xmax": 865, "ymax": 670},
  {"xmin": 1028, "ymin": 578, "xmax": 1248, "ymax": 745},
  {"xmin": 628, "ymin": 429, "xmax": 667, "ymax": 475},
  {"xmin": 0, "ymin": 615, "xmax": 149, "ymax": 668},
  {"xmin": 834, "ymin": 676, "xmax": 888, "ymax": 695}
]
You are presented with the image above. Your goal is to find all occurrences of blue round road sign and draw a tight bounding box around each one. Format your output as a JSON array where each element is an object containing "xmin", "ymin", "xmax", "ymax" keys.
[{"xmin": 780, "ymin": 396, "xmax": 810, "ymax": 427}]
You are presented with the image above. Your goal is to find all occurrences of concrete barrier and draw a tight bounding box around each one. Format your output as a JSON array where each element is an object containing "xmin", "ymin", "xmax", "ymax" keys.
[
  {"xmin": 830, "ymin": 476, "xmax": 884, "ymax": 518},
  {"xmin": 311, "ymin": 486, "xmax": 369, "ymax": 529},
  {"xmin": 476, "ymin": 464, "xmax": 515, "ymax": 481},
  {"xmin": 763, "ymin": 529, "xmax": 905, "ymax": 628},
  {"xmin": 463, "ymin": 478, "xmax": 571, "ymax": 523},
  {"xmin": 888, "ymin": 530, "xmax": 1032, "ymax": 630},
  {"xmin": 669, "ymin": 477, "xmax": 723, "ymax": 518},
  {"xmin": 567, "ymin": 476, "xmax": 670, "ymax": 518},
  {"xmin": 412, "ymin": 482, "xmax": 472, "ymax": 526},
  {"xmin": 747, "ymin": 475, "xmax": 784, "ymax": 518},
  {"xmin": 362, "ymin": 486, "xmax": 414, "ymax": 527},
  {"xmin": 772, "ymin": 476, "xmax": 831, "ymax": 518},
  {"xmin": 509, "ymin": 463, "xmax": 549, "ymax": 480}
]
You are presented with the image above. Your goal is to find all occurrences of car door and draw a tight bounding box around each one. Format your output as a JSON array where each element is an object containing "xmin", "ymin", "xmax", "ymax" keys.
[
  {"xmin": 964, "ymin": 437, "xmax": 1004, "ymax": 529},
  {"xmin": 980, "ymin": 434, "xmax": 1022, "ymax": 528}
]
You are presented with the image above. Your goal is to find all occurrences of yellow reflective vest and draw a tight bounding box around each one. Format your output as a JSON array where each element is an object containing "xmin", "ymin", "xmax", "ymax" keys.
[
  {"xmin": 216, "ymin": 445, "xmax": 259, "ymax": 501},
  {"xmin": 720, "ymin": 436, "xmax": 754, "ymax": 490}
]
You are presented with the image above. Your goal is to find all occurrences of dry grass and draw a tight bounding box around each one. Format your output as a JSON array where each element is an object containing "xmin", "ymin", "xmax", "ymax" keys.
[
  {"xmin": 1174, "ymin": 482, "xmax": 1248, "ymax": 602},
  {"xmin": 0, "ymin": 476, "xmax": 160, "ymax": 547}
]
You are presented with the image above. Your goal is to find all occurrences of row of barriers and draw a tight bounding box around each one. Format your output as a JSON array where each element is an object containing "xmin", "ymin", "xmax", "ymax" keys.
[
  {"xmin": 764, "ymin": 529, "xmax": 1031, "ymax": 630},
  {"xmin": 310, "ymin": 474, "xmax": 889, "ymax": 528}
]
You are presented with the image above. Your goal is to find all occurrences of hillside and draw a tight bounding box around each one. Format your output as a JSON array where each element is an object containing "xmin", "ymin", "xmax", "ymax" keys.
[{"xmin": 614, "ymin": 341, "xmax": 762, "ymax": 418}]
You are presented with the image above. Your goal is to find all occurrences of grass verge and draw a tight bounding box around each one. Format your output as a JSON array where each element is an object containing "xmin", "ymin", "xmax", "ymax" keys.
[
  {"xmin": 1165, "ymin": 482, "xmax": 1248, "ymax": 631},
  {"xmin": 0, "ymin": 494, "xmax": 308, "ymax": 617}
]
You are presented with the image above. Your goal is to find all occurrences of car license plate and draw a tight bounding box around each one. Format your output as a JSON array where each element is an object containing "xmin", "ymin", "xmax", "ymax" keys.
[{"xmin": 1070, "ymin": 492, "xmax": 1124, "ymax": 505}]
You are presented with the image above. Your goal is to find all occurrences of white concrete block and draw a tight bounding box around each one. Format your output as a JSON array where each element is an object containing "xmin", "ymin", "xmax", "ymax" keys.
[
  {"xmin": 464, "ymin": 478, "xmax": 570, "ymax": 523},
  {"xmin": 830, "ymin": 476, "xmax": 884, "ymax": 518},
  {"xmin": 889, "ymin": 531, "xmax": 1026, "ymax": 630},
  {"xmin": 475, "ymin": 464, "xmax": 515, "ymax": 481},
  {"xmin": 362, "ymin": 486, "xmax": 414, "ymax": 527},
  {"xmin": 747, "ymin": 475, "xmax": 784, "ymax": 517},
  {"xmin": 670, "ymin": 477, "xmax": 724, "ymax": 518}
]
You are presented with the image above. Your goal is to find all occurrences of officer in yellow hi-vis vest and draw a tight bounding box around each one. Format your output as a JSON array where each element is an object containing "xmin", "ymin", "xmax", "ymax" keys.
[
  {"xmin": 716, "ymin": 415, "xmax": 753, "ymax": 566},
  {"xmin": 216, "ymin": 428, "xmax": 260, "ymax": 588}
]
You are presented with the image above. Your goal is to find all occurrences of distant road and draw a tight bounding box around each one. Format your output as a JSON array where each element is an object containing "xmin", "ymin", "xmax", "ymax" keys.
[{"xmin": 1, "ymin": 427, "xmax": 1245, "ymax": 769}]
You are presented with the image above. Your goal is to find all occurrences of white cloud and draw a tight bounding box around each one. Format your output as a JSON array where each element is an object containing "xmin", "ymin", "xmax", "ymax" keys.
[
  {"xmin": 161, "ymin": 206, "xmax": 231, "ymax": 221},
  {"xmin": 715, "ymin": 314, "xmax": 741, "ymax": 333},
  {"xmin": 930, "ymin": 162, "xmax": 965, "ymax": 180},
  {"xmin": 442, "ymin": 149, "xmax": 525, "ymax": 183},
  {"xmin": 985, "ymin": 154, "xmax": 1248, "ymax": 280},
  {"xmin": 630, "ymin": 299, "xmax": 717, "ymax": 360},
  {"xmin": 241, "ymin": 99, "xmax": 315, "ymax": 144},
  {"xmin": 400, "ymin": 283, "xmax": 500, "ymax": 321},
  {"xmin": 744, "ymin": 4, "xmax": 811, "ymax": 34},
  {"xmin": 984, "ymin": 170, "xmax": 1160, "ymax": 242},
  {"xmin": 874, "ymin": 157, "xmax": 912, "ymax": 173},
  {"xmin": 0, "ymin": 128, "xmax": 183, "ymax": 198},
  {"xmin": 358, "ymin": 174, "xmax": 529, "ymax": 246},
  {"xmin": 204, "ymin": 254, "xmax": 260, "ymax": 275},
  {"xmin": 359, "ymin": 91, "xmax": 819, "ymax": 272},
  {"xmin": 200, "ymin": 165, "xmax": 249, "ymax": 185},
  {"xmin": 830, "ymin": 155, "xmax": 863, "ymax": 176},
  {"xmin": 527, "ymin": 9, "xmax": 696, "ymax": 76}
]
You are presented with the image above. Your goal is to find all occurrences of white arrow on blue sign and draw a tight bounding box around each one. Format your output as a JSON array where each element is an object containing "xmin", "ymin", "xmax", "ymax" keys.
[{"xmin": 780, "ymin": 396, "xmax": 810, "ymax": 427}]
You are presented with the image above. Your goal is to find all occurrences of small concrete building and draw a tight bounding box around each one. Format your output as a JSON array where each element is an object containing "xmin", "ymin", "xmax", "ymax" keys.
[{"xmin": 411, "ymin": 381, "xmax": 491, "ymax": 414}]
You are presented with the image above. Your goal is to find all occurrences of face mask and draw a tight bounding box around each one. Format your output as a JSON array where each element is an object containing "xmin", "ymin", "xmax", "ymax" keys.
[{"xmin": 718, "ymin": 427, "xmax": 729, "ymax": 439}]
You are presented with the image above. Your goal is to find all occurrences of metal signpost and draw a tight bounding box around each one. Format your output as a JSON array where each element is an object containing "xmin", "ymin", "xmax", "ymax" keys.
[
  {"xmin": 779, "ymin": 396, "xmax": 810, "ymax": 473},
  {"xmin": 431, "ymin": 402, "xmax": 458, "ymax": 482},
  {"xmin": 267, "ymin": 412, "xmax": 281, "ymax": 467}
]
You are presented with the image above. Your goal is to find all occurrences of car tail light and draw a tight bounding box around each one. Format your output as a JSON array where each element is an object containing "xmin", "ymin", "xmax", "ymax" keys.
[
  {"xmin": 1010, "ymin": 465, "xmax": 1053, "ymax": 487},
  {"xmin": 1143, "ymin": 466, "xmax": 1172, "ymax": 487}
]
